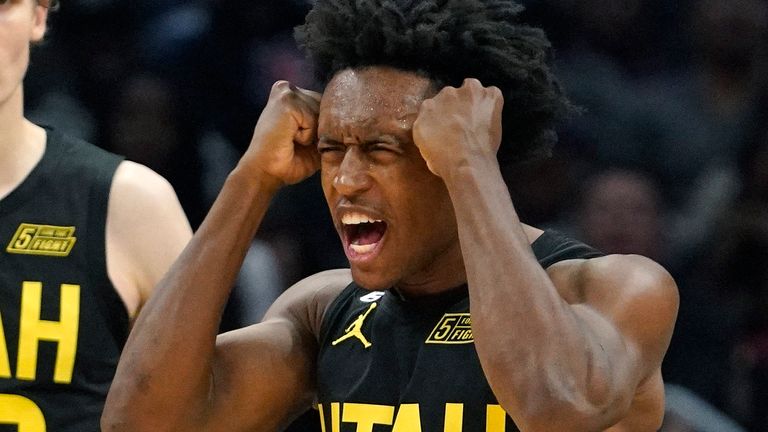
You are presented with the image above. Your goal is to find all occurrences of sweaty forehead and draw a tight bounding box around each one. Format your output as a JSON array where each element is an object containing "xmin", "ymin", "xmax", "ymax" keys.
[{"xmin": 320, "ymin": 67, "xmax": 434, "ymax": 130}]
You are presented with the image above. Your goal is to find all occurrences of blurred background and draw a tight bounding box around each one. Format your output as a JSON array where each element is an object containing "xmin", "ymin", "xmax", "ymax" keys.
[{"xmin": 24, "ymin": 0, "xmax": 768, "ymax": 430}]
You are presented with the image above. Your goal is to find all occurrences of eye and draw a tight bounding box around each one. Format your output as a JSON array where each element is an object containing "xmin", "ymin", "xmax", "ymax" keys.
[
  {"xmin": 317, "ymin": 141, "xmax": 346, "ymax": 164},
  {"xmin": 367, "ymin": 141, "xmax": 404, "ymax": 156},
  {"xmin": 317, "ymin": 142, "xmax": 345, "ymax": 154},
  {"xmin": 370, "ymin": 143, "xmax": 393, "ymax": 152}
]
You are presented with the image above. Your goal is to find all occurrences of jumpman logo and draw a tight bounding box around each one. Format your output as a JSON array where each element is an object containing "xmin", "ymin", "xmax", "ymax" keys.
[{"xmin": 332, "ymin": 303, "xmax": 377, "ymax": 348}]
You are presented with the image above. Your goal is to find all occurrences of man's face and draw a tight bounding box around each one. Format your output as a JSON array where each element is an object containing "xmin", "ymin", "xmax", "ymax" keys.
[
  {"xmin": 0, "ymin": 0, "xmax": 47, "ymax": 107},
  {"xmin": 318, "ymin": 67, "xmax": 461, "ymax": 292}
]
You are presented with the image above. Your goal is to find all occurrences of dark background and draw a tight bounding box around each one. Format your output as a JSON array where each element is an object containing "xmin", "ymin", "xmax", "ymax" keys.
[{"xmin": 25, "ymin": 0, "xmax": 768, "ymax": 430}]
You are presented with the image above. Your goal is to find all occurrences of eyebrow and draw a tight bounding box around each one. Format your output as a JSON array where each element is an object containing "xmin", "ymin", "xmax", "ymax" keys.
[{"xmin": 371, "ymin": 134, "xmax": 402, "ymax": 145}]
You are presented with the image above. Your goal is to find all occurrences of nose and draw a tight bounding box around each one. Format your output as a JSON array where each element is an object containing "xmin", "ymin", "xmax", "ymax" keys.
[{"xmin": 333, "ymin": 146, "xmax": 372, "ymax": 197}]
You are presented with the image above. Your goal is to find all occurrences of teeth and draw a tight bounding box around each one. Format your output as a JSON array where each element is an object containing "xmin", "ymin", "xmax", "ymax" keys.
[
  {"xmin": 341, "ymin": 213, "xmax": 382, "ymax": 225},
  {"xmin": 350, "ymin": 243, "xmax": 377, "ymax": 254}
]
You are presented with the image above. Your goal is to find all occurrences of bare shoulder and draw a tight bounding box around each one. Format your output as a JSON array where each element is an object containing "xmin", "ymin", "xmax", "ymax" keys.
[
  {"xmin": 583, "ymin": 254, "xmax": 678, "ymax": 311},
  {"xmin": 108, "ymin": 161, "xmax": 188, "ymax": 230},
  {"xmin": 548, "ymin": 254, "xmax": 678, "ymax": 309},
  {"xmin": 110, "ymin": 160, "xmax": 178, "ymax": 203},
  {"xmin": 107, "ymin": 161, "xmax": 191, "ymax": 316},
  {"xmin": 550, "ymin": 254, "xmax": 679, "ymax": 376},
  {"xmin": 263, "ymin": 269, "xmax": 353, "ymax": 339}
]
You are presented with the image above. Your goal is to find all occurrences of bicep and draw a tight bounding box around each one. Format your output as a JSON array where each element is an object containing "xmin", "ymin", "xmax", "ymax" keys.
[
  {"xmin": 204, "ymin": 319, "xmax": 317, "ymax": 432},
  {"xmin": 574, "ymin": 256, "xmax": 679, "ymax": 387},
  {"xmin": 201, "ymin": 270, "xmax": 349, "ymax": 431}
]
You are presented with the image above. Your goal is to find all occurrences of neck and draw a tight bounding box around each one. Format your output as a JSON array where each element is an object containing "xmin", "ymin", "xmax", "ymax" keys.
[
  {"xmin": 0, "ymin": 85, "xmax": 46, "ymax": 200},
  {"xmin": 394, "ymin": 224, "xmax": 543, "ymax": 299},
  {"xmin": 395, "ymin": 237, "xmax": 467, "ymax": 299},
  {"xmin": 0, "ymin": 80, "xmax": 26, "ymax": 140}
]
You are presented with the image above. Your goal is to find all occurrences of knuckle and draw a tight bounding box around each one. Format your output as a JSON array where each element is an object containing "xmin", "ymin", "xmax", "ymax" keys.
[
  {"xmin": 465, "ymin": 78, "xmax": 482, "ymax": 87},
  {"xmin": 271, "ymin": 80, "xmax": 290, "ymax": 93},
  {"xmin": 271, "ymin": 81, "xmax": 296, "ymax": 100},
  {"xmin": 273, "ymin": 80, "xmax": 290, "ymax": 89}
]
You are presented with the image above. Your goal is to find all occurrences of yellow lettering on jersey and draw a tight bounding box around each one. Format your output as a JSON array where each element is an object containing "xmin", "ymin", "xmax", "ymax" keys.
[
  {"xmin": 426, "ymin": 314, "xmax": 473, "ymax": 344},
  {"xmin": 319, "ymin": 402, "xmax": 509, "ymax": 431},
  {"xmin": 0, "ymin": 314, "xmax": 11, "ymax": 378},
  {"xmin": 6, "ymin": 224, "xmax": 76, "ymax": 257},
  {"xmin": 486, "ymin": 405, "xmax": 506, "ymax": 432},
  {"xmin": 0, "ymin": 394, "xmax": 46, "ymax": 432},
  {"xmin": 342, "ymin": 403, "xmax": 394, "ymax": 431},
  {"xmin": 444, "ymin": 403, "xmax": 464, "ymax": 432},
  {"xmin": 319, "ymin": 403, "xmax": 342, "ymax": 432},
  {"xmin": 331, "ymin": 402, "xmax": 341, "ymax": 432},
  {"xmin": 392, "ymin": 403, "xmax": 422, "ymax": 432},
  {"xmin": 320, "ymin": 402, "xmax": 342, "ymax": 432},
  {"xmin": 16, "ymin": 282, "xmax": 80, "ymax": 383},
  {"xmin": 0, "ymin": 313, "xmax": 10, "ymax": 378}
]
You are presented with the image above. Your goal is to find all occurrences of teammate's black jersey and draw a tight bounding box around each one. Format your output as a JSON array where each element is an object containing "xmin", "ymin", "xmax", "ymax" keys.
[
  {"xmin": 0, "ymin": 129, "xmax": 127, "ymax": 431},
  {"xmin": 317, "ymin": 231, "xmax": 602, "ymax": 431}
]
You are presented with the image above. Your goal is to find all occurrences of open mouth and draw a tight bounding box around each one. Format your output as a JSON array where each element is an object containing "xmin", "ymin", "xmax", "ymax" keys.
[{"xmin": 342, "ymin": 213, "xmax": 388, "ymax": 257}]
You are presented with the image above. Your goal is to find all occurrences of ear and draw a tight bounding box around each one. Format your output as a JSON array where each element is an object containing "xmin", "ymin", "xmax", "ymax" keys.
[{"xmin": 29, "ymin": 4, "xmax": 49, "ymax": 43}]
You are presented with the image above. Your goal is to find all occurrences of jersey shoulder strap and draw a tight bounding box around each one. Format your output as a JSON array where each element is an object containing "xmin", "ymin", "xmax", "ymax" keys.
[{"xmin": 531, "ymin": 230, "xmax": 604, "ymax": 268}]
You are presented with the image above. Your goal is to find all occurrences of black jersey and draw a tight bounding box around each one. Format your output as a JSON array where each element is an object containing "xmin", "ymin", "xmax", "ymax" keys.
[
  {"xmin": 317, "ymin": 231, "xmax": 602, "ymax": 431},
  {"xmin": 0, "ymin": 129, "xmax": 127, "ymax": 431}
]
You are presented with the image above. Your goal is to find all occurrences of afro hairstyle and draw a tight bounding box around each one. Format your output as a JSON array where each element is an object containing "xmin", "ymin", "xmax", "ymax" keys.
[{"xmin": 295, "ymin": 0, "xmax": 571, "ymax": 163}]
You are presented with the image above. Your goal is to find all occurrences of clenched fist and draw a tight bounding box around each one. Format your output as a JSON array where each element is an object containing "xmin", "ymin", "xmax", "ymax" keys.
[
  {"xmin": 412, "ymin": 78, "xmax": 503, "ymax": 178},
  {"xmin": 239, "ymin": 81, "xmax": 322, "ymax": 187}
]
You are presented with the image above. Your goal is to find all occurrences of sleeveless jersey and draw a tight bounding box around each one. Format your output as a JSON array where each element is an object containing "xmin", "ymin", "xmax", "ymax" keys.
[
  {"xmin": 317, "ymin": 230, "xmax": 603, "ymax": 431},
  {"xmin": 0, "ymin": 129, "xmax": 127, "ymax": 432}
]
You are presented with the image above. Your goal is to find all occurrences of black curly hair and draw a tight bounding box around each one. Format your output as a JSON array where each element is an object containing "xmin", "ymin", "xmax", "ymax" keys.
[{"xmin": 295, "ymin": 0, "xmax": 570, "ymax": 164}]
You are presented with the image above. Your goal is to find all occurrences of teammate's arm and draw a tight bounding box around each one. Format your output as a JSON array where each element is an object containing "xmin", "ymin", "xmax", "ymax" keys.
[
  {"xmin": 106, "ymin": 161, "xmax": 192, "ymax": 322},
  {"xmin": 101, "ymin": 82, "xmax": 327, "ymax": 432},
  {"xmin": 413, "ymin": 78, "xmax": 679, "ymax": 431}
]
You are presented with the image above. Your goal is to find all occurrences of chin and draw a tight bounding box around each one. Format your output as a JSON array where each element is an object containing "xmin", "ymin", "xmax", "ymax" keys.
[{"xmin": 350, "ymin": 266, "xmax": 397, "ymax": 291}]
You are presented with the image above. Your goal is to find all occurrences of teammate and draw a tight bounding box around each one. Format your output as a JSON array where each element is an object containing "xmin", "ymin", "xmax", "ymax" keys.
[
  {"xmin": 103, "ymin": 1, "xmax": 678, "ymax": 431},
  {"xmin": 0, "ymin": 1, "xmax": 191, "ymax": 430}
]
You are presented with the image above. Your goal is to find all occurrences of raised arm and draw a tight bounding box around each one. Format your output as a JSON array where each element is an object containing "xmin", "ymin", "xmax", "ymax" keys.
[
  {"xmin": 102, "ymin": 81, "xmax": 329, "ymax": 432},
  {"xmin": 413, "ymin": 79, "xmax": 679, "ymax": 431}
]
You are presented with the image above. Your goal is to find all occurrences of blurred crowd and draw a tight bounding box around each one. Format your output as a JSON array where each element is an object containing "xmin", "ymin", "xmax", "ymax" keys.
[{"xmin": 24, "ymin": 0, "xmax": 768, "ymax": 430}]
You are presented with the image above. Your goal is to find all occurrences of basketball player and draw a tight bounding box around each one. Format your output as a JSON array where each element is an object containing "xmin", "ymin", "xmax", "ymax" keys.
[
  {"xmin": 0, "ymin": 1, "xmax": 191, "ymax": 430},
  {"xmin": 103, "ymin": 1, "xmax": 678, "ymax": 430}
]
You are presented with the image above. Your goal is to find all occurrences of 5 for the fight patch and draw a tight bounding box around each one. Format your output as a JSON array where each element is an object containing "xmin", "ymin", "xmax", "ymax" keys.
[{"xmin": 6, "ymin": 223, "xmax": 77, "ymax": 257}]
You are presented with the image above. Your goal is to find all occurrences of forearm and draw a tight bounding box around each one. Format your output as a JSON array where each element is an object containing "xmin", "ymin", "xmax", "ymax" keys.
[
  {"xmin": 103, "ymin": 166, "xmax": 279, "ymax": 431},
  {"xmin": 444, "ymin": 161, "xmax": 631, "ymax": 430}
]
